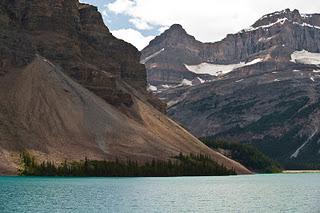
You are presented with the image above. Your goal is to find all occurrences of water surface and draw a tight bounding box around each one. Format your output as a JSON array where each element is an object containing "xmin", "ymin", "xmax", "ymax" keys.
[{"xmin": 0, "ymin": 174, "xmax": 319, "ymax": 212}]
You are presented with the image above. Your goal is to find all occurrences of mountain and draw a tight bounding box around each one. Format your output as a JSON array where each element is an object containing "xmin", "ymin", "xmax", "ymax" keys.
[
  {"xmin": 142, "ymin": 9, "xmax": 320, "ymax": 167},
  {"xmin": 142, "ymin": 9, "xmax": 320, "ymax": 88},
  {"xmin": 141, "ymin": 24, "xmax": 213, "ymax": 87},
  {"xmin": 0, "ymin": 0, "xmax": 251, "ymax": 175}
]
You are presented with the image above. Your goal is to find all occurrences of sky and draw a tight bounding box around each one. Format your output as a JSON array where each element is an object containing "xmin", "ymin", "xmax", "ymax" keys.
[{"xmin": 80, "ymin": 0, "xmax": 320, "ymax": 50}]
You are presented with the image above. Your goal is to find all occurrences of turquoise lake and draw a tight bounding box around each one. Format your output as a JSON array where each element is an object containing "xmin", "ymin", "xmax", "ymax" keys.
[{"xmin": 0, "ymin": 174, "xmax": 319, "ymax": 212}]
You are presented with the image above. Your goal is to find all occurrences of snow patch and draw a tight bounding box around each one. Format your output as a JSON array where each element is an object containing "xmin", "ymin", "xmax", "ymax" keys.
[
  {"xmin": 242, "ymin": 16, "xmax": 320, "ymax": 34},
  {"xmin": 185, "ymin": 62, "xmax": 245, "ymax": 76},
  {"xmin": 185, "ymin": 58, "xmax": 263, "ymax": 76},
  {"xmin": 243, "ymin": 18, "xmax": 288, "ymax": 32},
  {"xmin": 291, "ymin": 50, "xmax": 320, "ymax": 65},
  {"xmin": 140, "ymin": 48, "xmax": 165, "ymax": 64},
  {"xmin": 235, "ymin": 79, "xmax": 244, "ymax": 83},
  {"xmin": 246, "ymin": 58, "xmax": 263, "ymax": 66},
  {"xmin": 301, "ymin": 14, "xmax": 312, "ymax": 19},
  {"xmin": 147, "ymin": 85, "xmax": 157, "ymax": 92},
  {"xmin": 293, "ymin": 70, "xmax": 301, "ymax": 72},
  {"xmin": 313, "ymin": 70, "xmax": 320, "ymax": 73},
  {"xmin": 161, "ymin": 84, "xmax": 171, "ymax": 89},
  {"xmin": 180, "ymin": 79, "xmax": 193, "ymax": 86},
  {"xmin": 274, "ymin": 79, "xmax": 280, "ymax": 82},
  {"xmin": 258, "ymin": 36, "xmax": 275, "ymax": 42},
  {"xmin": 310, "ymin": 77, "xmax": 315, "ymax": 82},
  {"xmin": 196, "ymin": 77, "xmax": 205, "ymax": 83},
  {"xmin": 167, "ymin": 100, "xmax": 180, "ymax": 107},
  {"xmin": 293, "ymin": 22, "xmax": 320, "ymax": 30},
  {"xmin": 259, "ymin": 10, "xmax": 287, "ymax": 20},
  {"xmin": 291, "ymin": 129, "xmax": 318, "ymax": 158}
]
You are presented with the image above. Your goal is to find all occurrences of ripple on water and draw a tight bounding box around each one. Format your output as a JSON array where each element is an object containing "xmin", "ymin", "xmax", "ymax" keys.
[{"xmin": 0, "ymin": 174, "xmax": 319, "ymax": 213}]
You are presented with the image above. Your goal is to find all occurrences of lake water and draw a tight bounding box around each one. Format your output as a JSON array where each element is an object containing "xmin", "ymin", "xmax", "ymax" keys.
[{"xmin": 0, "ymin": 174, "xmax": 319, "ymax": 213}]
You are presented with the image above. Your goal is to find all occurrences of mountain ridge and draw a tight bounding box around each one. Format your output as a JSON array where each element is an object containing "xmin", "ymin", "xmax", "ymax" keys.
[
  {"xmin": 142, "ymin": 9, "xmax": 320, "ymax": 167},
  {"xmin": 142, "ymin": 9, "xmax": 320, "ymax": 87}
]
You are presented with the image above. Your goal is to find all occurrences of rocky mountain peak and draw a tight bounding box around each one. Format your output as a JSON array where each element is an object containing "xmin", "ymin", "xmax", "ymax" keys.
[
  {"xmin": 168, "ymin": 24, "xmax": 186, "ymax": 32},
  {"xmin": 79, "ymin": 3, "xmax": 110, "ymax": 34},
  {"xmin": 253, "ymin": 9, "xmax": 301, "ymax": 27},
  {"xmin": 147, "ymin": 23, "xmax": 199, "ymax": 49},
  {"xmin": 249, "ymin": 9, "xmax": 320, "ymax": 30}
]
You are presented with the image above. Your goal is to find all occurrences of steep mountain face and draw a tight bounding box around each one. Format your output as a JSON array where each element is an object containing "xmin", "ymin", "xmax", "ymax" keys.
[
  {"xmin": 141, "ymin": 24, "xmax": 213, "ymax": 87},
  {"xmin": 200, "ymin": 9, "xmax": 320, "ymax": 63},
  {"xmin": 143, "ymin": 9, "xmax": 320, "ymax": 166},
  {"xmin": 142, "ymin": 9, "xmax": 320, "ymax": 88},
  {"xmin": 1, "ymin": 0, "xmax": 149, "ymax": 105},
  {"xmin": 0, "ymin": 0, "xmax": 250, "ymax": 175}
]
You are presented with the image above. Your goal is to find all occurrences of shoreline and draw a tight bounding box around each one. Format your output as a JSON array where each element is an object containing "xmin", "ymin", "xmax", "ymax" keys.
[{"xmin": 282, "ymin": 170, "xmax": 320, "ymax": 174}]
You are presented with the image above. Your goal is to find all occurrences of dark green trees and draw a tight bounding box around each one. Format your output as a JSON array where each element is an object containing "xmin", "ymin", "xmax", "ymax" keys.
[
  {"xmin": 201, "ymin": 139, "xmax": 282, "ymax": 173},
  {"xmin": 19, "ymin": 152, "xmax": 236, "ymax": 177}
]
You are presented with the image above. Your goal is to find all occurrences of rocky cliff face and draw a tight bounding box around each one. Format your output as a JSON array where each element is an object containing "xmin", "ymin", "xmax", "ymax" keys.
[
  {"xmin": 142, "ymin": 9, "xmax": 320, "ymax": 87},
  {"xmin": 200, "ymin": 9, "xmax": 320, "ymax": 63},
  {"xmin": 141, "ymin": 24, "xmax": 212, "ymax": 86},
  {"xmin": 0, "ymin": 0, "xmax": 147, "ymax": 106},
  {"xmin": 144, "ymin": 9, "xmax": 320, "ymax": 167},
  {"xmin": 0, "ymin": 0, "xmax": 250, "ymax": 174}
]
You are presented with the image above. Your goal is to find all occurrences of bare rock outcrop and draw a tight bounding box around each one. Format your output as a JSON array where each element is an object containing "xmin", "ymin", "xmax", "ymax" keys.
[{"xmin": 0, "ymin": 0, "xmax": 146, "ymax": 106}]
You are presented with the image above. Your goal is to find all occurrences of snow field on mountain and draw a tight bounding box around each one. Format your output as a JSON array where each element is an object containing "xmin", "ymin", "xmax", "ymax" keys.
[
  {"xmin": 185, "ymin": 58, "xmax": 263, "ymax": 76},
  {"xmin": 291, "ymin": 50, "xmax": 320, "ymax": 65}
]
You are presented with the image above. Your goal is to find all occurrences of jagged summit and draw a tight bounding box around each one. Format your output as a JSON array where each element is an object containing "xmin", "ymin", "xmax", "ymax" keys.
[
  {"xmin": 254, "ymin": 9, "xmax": 301, "ymax": 26},
  {"xmin": 159, "ymin": 24, "xmax": 189, "ymax": 37},
  {"xmin": 246, "ymin": 9, "xmax": 320, "ymax": 32},
  {"xmin": 146, "ymin": 23, "xmax": 199, "ymax": 49},
  {"xmin": 141, "ymin": 23, "xmax": 204, "ymax": 86}
]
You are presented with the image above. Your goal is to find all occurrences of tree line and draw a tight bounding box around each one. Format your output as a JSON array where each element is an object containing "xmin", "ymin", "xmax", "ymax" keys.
[
  {"xmin": 201, "ymin": 139, "xmax": 282, "ymax": 173},
  {"xmin": 19, "ymin": 152, "xmax": 236, "ymax": 177}
]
